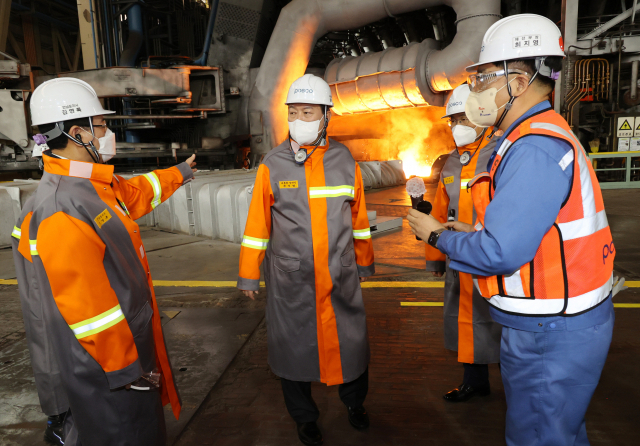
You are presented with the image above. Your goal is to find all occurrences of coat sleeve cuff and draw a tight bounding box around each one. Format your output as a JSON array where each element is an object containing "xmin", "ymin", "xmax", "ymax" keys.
[
  {"xmin": 105, "ymin": 358, "xmax": 143, "ymax": 390},
  {"xmin": 436, "ymin": 229, "xmax": 453, "ymax": 255},
  {"xmin": 238, "ymin": 276, "xmax": 260, "ymax": 291},
  {"xmin": 357, "ymin": 263, "xmax": 375, "ymax": 277},
  {"xmin": 425, "ymin": 260, "xmax": 446, "ymax": 272},
  {"xmin": 177, "ymin": 162, "xmax": 194, "ymax": 184}
]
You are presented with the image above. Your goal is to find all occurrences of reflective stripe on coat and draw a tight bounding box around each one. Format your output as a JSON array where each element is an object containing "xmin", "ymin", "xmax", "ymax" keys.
[{"xmin": 238, "ymin": 138, "xmax": 375, "ymax": 385}]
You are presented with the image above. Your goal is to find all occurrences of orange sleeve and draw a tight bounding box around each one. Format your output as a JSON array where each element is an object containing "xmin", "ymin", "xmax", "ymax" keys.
[
  {"xmin": 351, "ymin": 164, "xmax": 375, "ymax": 277},
  {"xmin": 37, "ymin": 212, "xmax": 139, "ymax": 386},
  {"xmin": 425, "ymin": 178, "xmax": 449, "ymax": 270},
  {"xmin": 238, "ymin": 164, "xmax": 273, "ymax": 291},
  {"xmin": 115, "ymin": 162, "xmax": 193, "ymax": 220}
]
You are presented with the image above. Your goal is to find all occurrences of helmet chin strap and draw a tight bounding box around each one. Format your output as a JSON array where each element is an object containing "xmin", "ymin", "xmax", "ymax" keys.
[
  {"xmin": 310, "ymin": 105, "xmax": 329, "ymax": 146},
  {"xmin": 60, "ymin": 118, "xmax": 101, "ymax": 163},
  {"xmin": 489, "ymin": 60, "xmax": 541, "ymax": 139}
]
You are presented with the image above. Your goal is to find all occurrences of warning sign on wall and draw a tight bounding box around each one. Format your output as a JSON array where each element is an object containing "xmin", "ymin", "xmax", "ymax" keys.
[
  {"xmin": 617, "ymin": 117, "xmax": 635, "ymax": 137},
  {"xmin": 634, "ymin": 120, "xmax": 640, "ymax": 137}
]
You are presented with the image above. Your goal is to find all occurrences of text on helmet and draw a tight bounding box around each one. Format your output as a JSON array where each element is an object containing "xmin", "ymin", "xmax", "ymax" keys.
[
  {"xmin": 61, "ymin": 103, "xmax": 82, "ymax": 115},
  {"xmin": 294, "ymin": 89, "xmax": 314, "ymax": 94},
  {"xmin": 513, "ymin": 35, "xmax": 541, "ymax": 49}
]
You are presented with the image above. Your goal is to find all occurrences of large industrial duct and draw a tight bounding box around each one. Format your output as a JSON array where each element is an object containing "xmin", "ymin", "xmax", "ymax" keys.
[
  {"xmin": 120, "ymin": 4, "xmax": 144, "ymax": 67},
  {"xmin": 247, "ymin": 0, "xmax": 501, "ymax": 157}
]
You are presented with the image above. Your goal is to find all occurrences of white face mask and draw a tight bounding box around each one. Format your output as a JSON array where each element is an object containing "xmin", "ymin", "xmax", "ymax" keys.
[
  {"xmin": 465, "ymin": 78, "xmax": 516, "ymax": 128},
  {"xmin": 452, "ymin": 125, "xmax": 479, "ymax": 147},
  {"xmin": 97, "ymin": 128, "xmax": 116, "ymax": 162},
  {"xmin": 80, "ymin": 127, "xmax": 116, "ymax": 163},
  {"xmin": 289, "ymin": 118, "xmax": 323, "ymax": 146}
]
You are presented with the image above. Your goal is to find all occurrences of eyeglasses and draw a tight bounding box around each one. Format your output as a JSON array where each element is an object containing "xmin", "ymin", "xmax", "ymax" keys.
[
  {"xmin": 467, "ymin": 69, "xmax": 530, "ymax": 93},
  {"xmin": 447, "ymin": 117, "xmax": 471, "ymax": 127}
]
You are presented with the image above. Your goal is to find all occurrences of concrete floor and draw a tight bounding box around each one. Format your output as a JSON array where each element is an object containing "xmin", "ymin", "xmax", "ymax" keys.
[{"xmin": 0, "ymin": 186, "xmax": 639, "ymax": 445}]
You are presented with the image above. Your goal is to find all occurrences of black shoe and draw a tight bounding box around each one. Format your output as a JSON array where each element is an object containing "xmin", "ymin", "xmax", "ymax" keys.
[
  {"xmin": 347, "ymin": 406, "xmax": 370, "ymax": 430},
  {"xmin": 443, "ymin": 383, "xmax": 490, "ymax": 402},
  {"xmin": 44, "ymin": 413, "xmax": 66, "ymax": 445},
  {"xmin": 296, "ymin": 421, "xmax": 323, "ymax": 446}
]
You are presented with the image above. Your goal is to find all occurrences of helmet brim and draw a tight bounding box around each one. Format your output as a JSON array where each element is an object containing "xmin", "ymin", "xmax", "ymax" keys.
[
  {"xmin": 466, "ymin": 53, "xmax": 566, "ymax": 72},
  {"xmin": 285, "ymin": 100, "xmax": 334, "ymax": 107},
  {"xmin": 32, "ymin": 109, "xmax": 115, "ymax": 126}
]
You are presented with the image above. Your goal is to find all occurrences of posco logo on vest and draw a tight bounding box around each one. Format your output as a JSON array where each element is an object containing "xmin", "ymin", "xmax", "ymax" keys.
[
  {"xmin": 295, "ymin": 89, "xmax": 313, "ymax": 94},
  {"xmin": 603, "ymin": 241, "xmax": 615, "ymax": 264}
]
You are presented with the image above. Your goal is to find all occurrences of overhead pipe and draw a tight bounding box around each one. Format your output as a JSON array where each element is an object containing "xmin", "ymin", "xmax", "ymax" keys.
[
  {"xmin": 120, "ymin": 3, "xmax": 144, "ymax": 67},
  {"xmin": 325, "ymin": 39, "xmax": 440, "ymax": 114},
  {"xmin": 247, "ymin": 0, "xmax": 501, "ymax": 156},
  {"xmin": 631, "ymin": 60, "xmax": 639, "ymax": 100},
  {"xmin": 193, "ymin": 0, "xmax": 221, "ymax": 66}
]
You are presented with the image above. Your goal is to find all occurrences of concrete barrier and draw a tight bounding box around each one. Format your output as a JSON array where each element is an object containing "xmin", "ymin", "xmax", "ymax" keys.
[
  {"xmin": 0, "ymin": 160, "xmax": 406, "ymax": 247},
  {"xmin": 0, "ymin": 180, "xmax": 39, "ymax": 247}
]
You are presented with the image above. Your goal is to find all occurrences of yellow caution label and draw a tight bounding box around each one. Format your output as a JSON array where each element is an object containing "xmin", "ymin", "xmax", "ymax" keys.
[
  {"xmin": 94, "ymin": 209, "xmax": 112, "ymax": 228},
  {"xmin": 444, "ymin": 176, "xmax": 454, "ymax": 185},
  {"xmin": 620, "ymin": 119, "xmax": 632, "ymax": 131},
  {"xmin": 279, "ymin": 181, "xmax": 298, "ymax": 189}
]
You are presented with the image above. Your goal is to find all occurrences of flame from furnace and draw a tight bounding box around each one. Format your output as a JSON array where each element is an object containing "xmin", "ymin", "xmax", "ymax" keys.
[{"xmin": 328, "ymin": 106, "xmax": 455, "ymax": 178}]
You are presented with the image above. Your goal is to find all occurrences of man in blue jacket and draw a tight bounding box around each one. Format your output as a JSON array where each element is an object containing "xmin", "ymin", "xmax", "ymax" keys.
[{"xmin": 409, "ymin": 15, "xmax": 615, "ymax": 446}]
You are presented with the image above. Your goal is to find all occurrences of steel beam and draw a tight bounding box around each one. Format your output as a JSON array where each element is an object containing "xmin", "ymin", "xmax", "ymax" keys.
[
  {"xmin": 581, "ymin": 1, "xmax": 640, "ymax": 40},
  {"xmin": 77, "ymin": 0, "xmax": 99, "ymax": 69},
  {"xmin": 0, "ymin": 0, "xmax": 11, "ymax": 61}
]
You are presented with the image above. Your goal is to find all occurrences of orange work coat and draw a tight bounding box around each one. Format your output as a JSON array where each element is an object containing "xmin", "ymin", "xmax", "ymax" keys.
[
  {"xmin": 425, "ymin": 134, "xmax": 501, "ymax": 364},
  {"xmin": 11, "ymin": 154, "xmax": 190, "ymax": 445},
  {"xmin": 238, "ymin": 138, "xmax": 375, "ymax": 385}
]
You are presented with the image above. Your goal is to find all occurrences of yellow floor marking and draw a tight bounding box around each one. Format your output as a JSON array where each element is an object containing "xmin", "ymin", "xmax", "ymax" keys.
[
  {"xmin": 152, "ymin": 280, "xmax": 266, "ymax": 287},
  {"xmin": 162, "ymin": 310, "xmax": 181, "ymax": 319},
  {"xmin": 361, "ymin": 281, "xmax": 444, "ymax": 288},
  {"xmin": 2, "ymin": 279, "xmax": 638, "ymax": 289},
  {"xmin": 402, "ymin": 302, "xmax": 640, "ymax": 308},
  {"xmin": 2, "ymin": 278, "xmax": 639, "ymax": 308}
]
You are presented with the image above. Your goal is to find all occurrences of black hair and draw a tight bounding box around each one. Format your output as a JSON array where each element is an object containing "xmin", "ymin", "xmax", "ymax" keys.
[
  {"xmin": 492, "ymin": 56, "xmax": 563, "ymax": 92},
  {"xmin": 37, "ymin": 117, "xmax": 93, "ymax": 150}
]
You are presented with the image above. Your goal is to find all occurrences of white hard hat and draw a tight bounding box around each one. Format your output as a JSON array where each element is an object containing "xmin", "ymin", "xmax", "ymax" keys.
[
  {"xmin": 30, "ymin": 78, "xmax": 114, "ymax": 126},
  {"xmin": 466, "ymin": 14, "xmax": 565, "ymax": 72},
  {"xmin": 285, "ymin": 74, "xmax": 333, "ymax": 107},
  {"xmin": 442, "ymin": 84, "xmax": 471, "ymax": 119}
]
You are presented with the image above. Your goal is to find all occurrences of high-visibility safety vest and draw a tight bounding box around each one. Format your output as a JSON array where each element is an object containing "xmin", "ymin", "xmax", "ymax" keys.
[{"xmin": 469, "ymin": 109, "xmax": 614, "ymax": 316}]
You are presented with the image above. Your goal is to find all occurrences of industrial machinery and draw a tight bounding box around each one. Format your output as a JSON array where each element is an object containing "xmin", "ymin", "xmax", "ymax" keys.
[{"xmin": 1, "ymin": 0, "xmax": 640, "ymax": 190}]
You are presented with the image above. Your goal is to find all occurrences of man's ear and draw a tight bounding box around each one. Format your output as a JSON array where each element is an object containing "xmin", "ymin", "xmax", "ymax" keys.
[
  {"xmin": 512, "ymin": 74, "xmax": 530, "ymax": 97},
  {"xmin": 326, "ymin": 109, "xmax": 332, "ymax": 122},
  {"xmin": 69, "ymin": 125, "xmax": 83, "ymax": 142}
]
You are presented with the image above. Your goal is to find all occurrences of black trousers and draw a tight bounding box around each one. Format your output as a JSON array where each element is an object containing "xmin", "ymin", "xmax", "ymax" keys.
[
  {"xmin": 280, "ymin": 368, "xmax": 369, "ymax": 423},
  {"xmin": 462, "ymin": 363, "xmax": 491, "ymax": 389}
]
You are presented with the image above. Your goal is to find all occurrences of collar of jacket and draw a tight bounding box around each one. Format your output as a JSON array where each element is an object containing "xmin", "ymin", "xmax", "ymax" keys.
[
  {"xmin": 457, "ymin": 126, "xmax": 494, "ymax": 155},
  {"xmin": 43, "ymin": 154, "xmax": 114, "ymax": 184},
  {"xmin": 301, "ymin": 138, "xmax": 330, "ymax": 152}
]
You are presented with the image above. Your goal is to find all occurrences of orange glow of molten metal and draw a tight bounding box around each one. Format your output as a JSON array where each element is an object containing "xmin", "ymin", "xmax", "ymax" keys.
[
  {"xmin": 328, "ymin": 106, "xmax": 455, "ymax": 172},
  {"xmin": 398, "ymin": 149, "xmax": 433, "ymax": 178}
]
